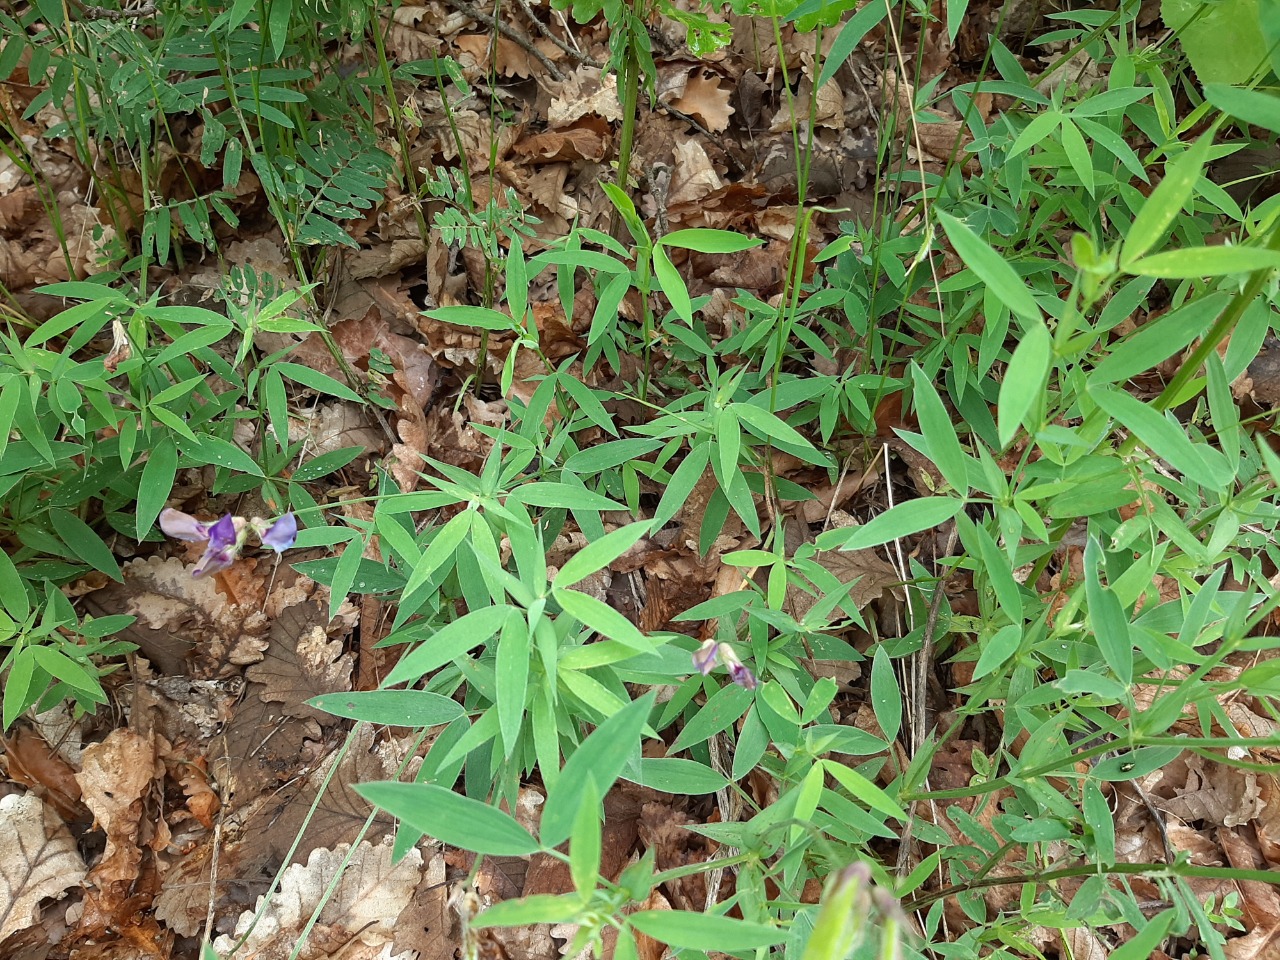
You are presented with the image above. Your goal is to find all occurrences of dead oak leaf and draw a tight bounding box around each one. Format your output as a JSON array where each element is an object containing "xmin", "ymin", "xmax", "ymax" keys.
[
  {"xmin": 0, "ymin": 793, "xmax": 88, "ymax": 940},
  {"xmin": 246, "ymin": 601, "xmax": 354, "ymax": 723},
  {"xmin": 670, "ymin": 71, "xmax": 734, "ymax": 133},
  {"xmin": 75, "ymin": 730, "xmax": 160, "ymax": 893},
  {"xmin": 214, "ymin": 839, "xmax": 423, "ymax": 960}
]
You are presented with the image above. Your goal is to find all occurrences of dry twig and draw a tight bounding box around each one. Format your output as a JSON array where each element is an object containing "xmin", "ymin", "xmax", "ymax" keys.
[{"xmin": 440, "ymin": 0, "xmax": 567, "ymax": 81}]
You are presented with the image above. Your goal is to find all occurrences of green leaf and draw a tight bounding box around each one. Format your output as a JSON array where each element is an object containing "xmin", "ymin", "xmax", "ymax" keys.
[
  {"xmin": 554, "ymin": 587, "xmax": 651, "ymax": 651},
  {"xmin": 569, "ymin": 779, "xmax": 602, "ymax": 898},
  {"xmin": 136, "ymin": 438, "xmax": 178, "ymax": 540},
  {"xmin": 658, "ymin": 229, "xmax": 762, "ymax": 253},
  {"xmin": 972, "ymin": 624, "xmax": 1023, "ymax": 681},
  {"xmin": 1085, "ymin": 536, "xmax": 1134, "ymax": 687},
  {"xmin": 1119, "ymin": 131, "xmax": 1214, "ymax": 266},
  {"xmin": 816, "ymin": 0, "xmax": 889, "ymax": 88},
  {"xmin": 399, "ymin": 511, "xmax": 472, "ymax": 616},
  {"xmin": 328, "ymin": 535, "xmax": 364, "ymax": 621},
  {"xmin": 1125, "ymin": 245, "xmax": 1280, "ymax": 278},
  {"xmin": 1162, "ymin": 0, "xmax": 1268, "ymax": 84},
  {"xmin": 563, "ymin": 438, "xmax": 664, "ymax": 474},
  {"xmin": 669, "ymin": 682, "xmax": 754, "ymax": 753},
  {"xmin": 1089, "ymin": 384, "xmax": 1233, "ymax": 489},
  {"xmin": 814, "ymin": 497, "xmax": 964, "ymax": 552},
  {"xmin": 267, "ymin": 0, "xmax": 291, "ymax": 59},
  {"xmin": 292, "ymin": 446, "xmax": 364, "ymax": 482},
  {"xmin": 730, "ymin": 402, "xmax": 819, "ymax": 455},
  {"xmin": 822, "ymin": 759, "xmax": 907, "ymax": 820},
  {"xmin": 472, "ymin": 894, "xmax": 586, "ymax": 928},
  {"xmin": 3, "ymin": 647, "xmax": 39, "ymax": 730},
  {"xmin": 152, "ymin": 324, "xmax": 234, "ymax": 368},
  {"xmin": 1059, "ymin": 118, "xmax": 1095, "ymax": 195},
  {"xmin": 541, "ymin": 692, "xmax": 655, "ymax": 847},
  {"xmin": 49, "ymin": 509, "xmax": 121, "ymax": 581},
  {"xmin": 652, "ymin": 244, "xmax": 692, "ymax": 324},
  {"xmin": 624, "ymin": 757, "xmax": 729, "ymax": 795},
  {"xmin": 183, "ymin": 435, "xmax": 264, "ymax": 476},
  {"xmin": 553, "ymin": 521, "xmax": 654, "ymax": 588},
  {"xmin": 654, "ymin": 444, "xmax": 710, "ymax": 528},
  {"xmin": 355, "ymin": 781, "xmax": 540, "ymax": 856},
  {"xmin": 628, "ymin": 911, "xmax": 786, "ymax": 951},
  {"xmin": 909, "ymin": 365, "xmax": 968, "ymax": 493},
  {"xmin": 307, "ymin": 690, "xmax": 465, "ymax": 726},
  {"xmin": 1204, "ymin": 84, "xmax": 1280, "ymax": 134},
  {"xmin": 1109, "ymin": 909, "xmax": 1175, "ymax": 960},
  {"xmin": 496, "ymin": 612, "xmax": 530, "ymax": 757},
  {"xmin": 274, "ymin": 362, "xmax": 363, "ymax": 403},
  {"xmin": 936, "ymin": 210, "xmax": 1041, "ymax": 324},
  {"xmin": 423, "ymin": 305, "xmax": 518, "ymax": 331},
  {"xmin": 997, "ymin": 318, "xmax": 1051, "ymax": 448},
  {"xmin": 31, "ymin": 646, "xmax": 102, "ymax": 695},
  {"xmin": 870, "ymin": 646, "xmax": 902, "ymax": 741},
  {"xmin": 1091, "ymin": 292, "xmax": 1228, "ymax": 384},
  {"xmin": 0, "ymin": 548, "xmax": 30, "ymax": 621},
  {"xmin": 507, "ymin": 482, "xmax": 623, "ymax": 510},
  {"xmin": 382, "ymin": 605, "xmax": 514, "ymax": 687}
]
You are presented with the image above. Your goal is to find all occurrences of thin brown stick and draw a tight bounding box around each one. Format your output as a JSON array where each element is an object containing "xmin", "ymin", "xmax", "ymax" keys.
[
  {"xmin": 512, "ymin": 0, "xmax": 602, "ymax": 68},
  {"xmin": 440, "ymin": 0, "xmax": 567, "ymax": 81}
]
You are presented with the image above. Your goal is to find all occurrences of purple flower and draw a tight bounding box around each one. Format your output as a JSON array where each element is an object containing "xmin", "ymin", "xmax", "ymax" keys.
[
  {"xmin": 192, "ymin": 514, "xmax": 246, "ymax": 578},
  {"xmin": 159, "ymin": 506, "xmax": 297, "ymax": 578},
  {"xmin": 692, "ymin": 639, "xmax": 719, "ymax": 675},
  {"xmin": 719, "ymin": 644, "xmax": 759, "ymax": 690},
  {"xmin": 258, "ymin": 513, "xmax": 297, "ymax": 553},
  {"xmin": 690, "ymin": 640, "xmax": 758, "ymax": 690},
  {"xmin": 159, "ymin": 508, "xmax": 213, "ymax": 542}
]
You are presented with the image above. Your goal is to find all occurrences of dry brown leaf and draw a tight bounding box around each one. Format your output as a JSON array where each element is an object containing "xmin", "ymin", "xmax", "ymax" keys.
[
  {"xmin": 547, "ymin": 67, "xmax": 624, "ymax": 127},
  {"xmin": 0, "ymin": 793, "xmax": 87, "ymax": 940},
  {"xmin": 514, "ymin": 118, "xmax": 612, "ymax": 164},
  {"xmin": 82, "ymin": 556, "xmax": 271, "ymax": 677},
  {"xmin": 264, "ymin": 723, "xmax": 399, "ymax": 864},
  {"xmin": 75, "ymin": 730, "xmax": 159, "ymax": 895},
  {"xmin": 214, "ymin": 839, "xmax": 423, "ymax": 960},
  {"xmin": 1153, "ymin": 754, "xmax": 1265, "ymax": 828},
  {"xmin": 786, "ymin": 548, "xmax": 900, "ymax": 621},
  {"xmin": 391, "ymin": 850, "xmax": 452, "ymax": 958},
  {"xmin": 245, "ymin": 601, "xmax": 354, "ymax": 723},
  {"xmin": 671, "ymin": 72, "xmax": 735, "ymax": 133},
  {"xmin": 0, "ymin": 727, "xmax": 85, "ymax": 825}
]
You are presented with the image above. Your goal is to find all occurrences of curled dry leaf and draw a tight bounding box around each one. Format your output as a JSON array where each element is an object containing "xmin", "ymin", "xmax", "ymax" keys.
[
  {"xmin": 0, "ymin": 727, "xmax": 86, "ymax": 825},
  {"xmin": 74, "ymin": 730, "xmax": 160, "ymax": 895},
  {"xmin": 0, "ymin": 793, "xmax": 88, "ymax": 941}
]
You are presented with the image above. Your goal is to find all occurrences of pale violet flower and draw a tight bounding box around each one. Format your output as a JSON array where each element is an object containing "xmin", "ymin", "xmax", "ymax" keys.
[
  {"xmin": 159, "ymin": 508, "xmax": 297, "ymax": 577},
  {"xmin": 691, "ymin": 639, "xmax": 758, "ymax": 690},
  {"xmin": 256, "ymin": 512, "xmax": 297, "ymax": 553}
]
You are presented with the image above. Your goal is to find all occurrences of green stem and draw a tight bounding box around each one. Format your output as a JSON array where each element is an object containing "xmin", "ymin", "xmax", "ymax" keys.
[
  {"xmin": 611, "ymin": 28, "xmax": 641, "ymax": 240},
  {"xmin": 1153, "ymin": 222, "xmax": 1280, "ymax": 411},
  {"xmin": 902, "ymin": 860, "xmax": 1280, "ymax": 913}
]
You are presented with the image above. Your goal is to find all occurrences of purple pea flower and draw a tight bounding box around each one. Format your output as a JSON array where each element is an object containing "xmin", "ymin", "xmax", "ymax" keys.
[
  {"xmin": 158, "ymin": 508, "xmax": 296, "ymax": 578},
  {"xmin": 690, "ymin": 639, "xmax": 758, "ymax": 690},
  {"xmin": 192, "ymin": 514, "xmax": 247, "ymax": 578},
  {"xmin": 254, "ymin": 513, "xmax": 298, "ymax": 553},
  {"xmin": 159, "ymin": 508, "xmax": 213, "ymax": 542},
  {"xmin": 692, "ymin": 639, "xmax": 719, "ymax": 675},
  {"xmin": 718, "ymin": 644, "xmax": 758, "ymax": 691}
]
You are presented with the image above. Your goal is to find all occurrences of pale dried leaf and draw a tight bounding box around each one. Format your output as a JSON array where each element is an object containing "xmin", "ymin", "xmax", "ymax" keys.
[
  {"xmin": 215, "ymin": 839, "xmax": 422, "ymax": 960},
  {"xmin": 0, "ymin": 793, "xmax": 87, "ymax": 940},
  {"xmin": 75, "ymin": 730, "xmax": 159, "ymax": 890},
  {"xmin": 670, "ymin": 72, "xmax": 734, "ymax": 133}
]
